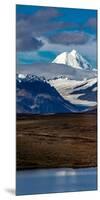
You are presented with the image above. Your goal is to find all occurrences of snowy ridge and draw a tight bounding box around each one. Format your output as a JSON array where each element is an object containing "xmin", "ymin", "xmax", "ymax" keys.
[
  {"xmin": 49, "ymin": 77, "xmax": 97, "ymax": 108},
  {"xmin": 16, "ymin": 74, "xmax": 97, "ymax": 114}
]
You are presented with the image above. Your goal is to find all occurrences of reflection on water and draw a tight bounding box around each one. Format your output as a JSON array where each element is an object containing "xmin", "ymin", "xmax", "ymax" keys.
[{"xmin": 16, "ymin": 167, "xmax": 97, "ymax": 195}]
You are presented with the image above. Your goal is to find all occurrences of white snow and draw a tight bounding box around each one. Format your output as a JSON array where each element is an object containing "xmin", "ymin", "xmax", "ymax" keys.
[
  {"xmin": 18, "ymin": 74, "xmax": 26, "ymax": 79},
  {"xmin": 52, "ymin": 49, "xmax": 92, "ymax": 70},
  {"xmin": 73, "ymin": 77, "xmax": 97, "ymax": 91},
  {"xmin": 49, "ymin": 78, "xmax": 85, "ymax": 90},
  {"xmin": 65, "ymin": 94, "xmax": 96, "ymax": 107},
  {"xmin": 49, "ymin": 77, "xmax": 97, "ymax": 107},
  {"xmin": 92, "ymin": 87, "xmax": 97, "ymax": 92}
]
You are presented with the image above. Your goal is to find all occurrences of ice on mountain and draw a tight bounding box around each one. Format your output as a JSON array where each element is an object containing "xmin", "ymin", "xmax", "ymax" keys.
[{"xmin": 52, "ymin": 49, "xmax": 92, "ymax": 70}]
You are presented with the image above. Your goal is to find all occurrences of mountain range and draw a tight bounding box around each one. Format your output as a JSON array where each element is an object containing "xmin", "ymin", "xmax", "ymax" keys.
[{"xmin": 16, "ymin": 50, "xmax": 97, "ymax": 114}]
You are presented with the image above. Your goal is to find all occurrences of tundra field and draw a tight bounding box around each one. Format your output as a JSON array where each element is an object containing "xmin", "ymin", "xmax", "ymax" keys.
[{"xmin": 16, "ymin": 113, "xmax": 97, "ymax": 170}]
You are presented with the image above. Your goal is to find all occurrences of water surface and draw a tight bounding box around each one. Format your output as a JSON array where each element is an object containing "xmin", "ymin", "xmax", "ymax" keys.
[{"xmin": 16, "ymin": 167, "xmax": 97, "ymax": 195}]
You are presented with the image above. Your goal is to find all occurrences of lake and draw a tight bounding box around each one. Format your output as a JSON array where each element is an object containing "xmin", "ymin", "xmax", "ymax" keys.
[{"xmin": 16, "ymin": 167, "xmax": 97, "ymax": 195}]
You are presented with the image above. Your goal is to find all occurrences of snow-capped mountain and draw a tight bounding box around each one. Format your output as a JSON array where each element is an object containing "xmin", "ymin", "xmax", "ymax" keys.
[
  {"xmin": 17, "ymin": 62, "xmax": 96, "ymax": 81},
  {"xmin": 52, "ymin": 49, "xmax": 93, "ymax": 70},
  {"xmin": 16, "ymin": 75, "xmax": 78, "ymax": 114},
  {"xmin": 16, "ymin": 74, "xmax": 97, "ymax": 114},
  {"xmin": 16, "ymin": 49, "xmax": 97, "ymax": 114},
  {"xmin": 17, "ymin": 50, "xmax": 97, "ymax": 80}
]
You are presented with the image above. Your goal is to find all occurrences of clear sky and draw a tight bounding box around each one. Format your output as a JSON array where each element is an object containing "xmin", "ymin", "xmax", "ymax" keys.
[{"xmin": 16, "ymin": 5, "xmax": 97, "ymax": 68}]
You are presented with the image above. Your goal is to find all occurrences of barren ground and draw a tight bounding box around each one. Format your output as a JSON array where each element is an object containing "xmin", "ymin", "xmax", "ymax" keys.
[{"xmin": 16, "ymin": 113, "xmax": 97, "ymax": 170}]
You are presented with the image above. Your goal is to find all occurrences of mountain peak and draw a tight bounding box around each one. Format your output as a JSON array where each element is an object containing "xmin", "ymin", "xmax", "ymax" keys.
[
  {"xmin": 70, "ymin": 49, "xmax": 77, "ymax": 56},
  {"xmin": 52, "ymin": 49, "xmax": 92, "ymax": 70}
]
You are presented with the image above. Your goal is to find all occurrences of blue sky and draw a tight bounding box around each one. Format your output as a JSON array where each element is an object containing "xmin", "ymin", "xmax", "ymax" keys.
[{"xmin": 16, "ymin": 5, "xmax": 97, "ymax": 68}]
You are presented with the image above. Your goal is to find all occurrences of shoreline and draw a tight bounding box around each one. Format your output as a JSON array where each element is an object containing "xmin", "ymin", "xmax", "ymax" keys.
[{"xmin": 16, "ymin": 165, "xmax": 97, "ymax": 171}]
